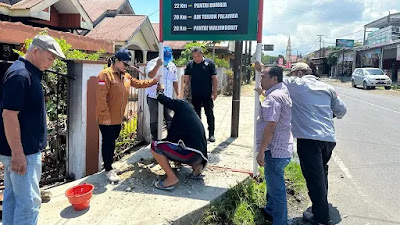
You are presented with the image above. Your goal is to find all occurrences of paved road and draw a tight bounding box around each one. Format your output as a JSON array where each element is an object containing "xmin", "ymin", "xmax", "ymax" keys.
[{"xmin": 327, "ymin": 84, "xmax": 400, "ymax": 225}]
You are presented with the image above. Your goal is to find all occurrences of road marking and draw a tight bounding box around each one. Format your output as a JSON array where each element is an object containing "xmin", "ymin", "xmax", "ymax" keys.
[
  {"xmin": 332, "ymin": 152, "xmax": 353, "ymax": 180},
  {"xmin": 331, "ymin": 152, "xmax": 391, "ymax": 218},
  {"xmin": 340, "ymin": 94, "xmax": 400, "ymax": 115}
]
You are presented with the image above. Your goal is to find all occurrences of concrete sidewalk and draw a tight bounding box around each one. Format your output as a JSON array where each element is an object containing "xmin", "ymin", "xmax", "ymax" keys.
[{"xmin": 38, "ymin": 95, "xmax": 256, "ymax": 225}]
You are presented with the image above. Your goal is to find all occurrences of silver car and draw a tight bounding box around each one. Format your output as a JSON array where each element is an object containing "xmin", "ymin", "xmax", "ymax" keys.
[{"xmin": 351, "ymin": 68, "xmax": 392, "ymax": 90}]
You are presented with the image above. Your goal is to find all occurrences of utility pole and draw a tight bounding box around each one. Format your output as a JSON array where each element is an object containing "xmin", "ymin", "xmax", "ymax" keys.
[
  {"xmin": 231, "ymin": 41, "xmax": 243, "ymax": 138},
  {"xmin": 317, "ymin": 35, "xmax": 324, "ymax": 58}
]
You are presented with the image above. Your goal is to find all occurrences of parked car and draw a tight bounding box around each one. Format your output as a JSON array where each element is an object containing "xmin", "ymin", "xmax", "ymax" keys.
[{"xmin": 351, "ymin": 68, "xmax": 392, "ymax": 90}]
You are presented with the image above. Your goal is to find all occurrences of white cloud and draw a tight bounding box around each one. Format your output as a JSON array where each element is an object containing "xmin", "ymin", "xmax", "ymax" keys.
[{"xmin": 260, "ymin": 0, "xmax": 400, "ymax": 56}]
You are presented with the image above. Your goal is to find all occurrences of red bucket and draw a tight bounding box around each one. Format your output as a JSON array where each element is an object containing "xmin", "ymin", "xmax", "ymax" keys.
[{"xmin": 65, "ymin": 183, "xmax": 94, "ymax": 211}]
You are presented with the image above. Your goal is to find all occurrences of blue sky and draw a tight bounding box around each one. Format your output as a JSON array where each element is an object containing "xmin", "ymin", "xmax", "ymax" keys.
[
  {"xmin": 129, "ymin": 0, "xmax": 160, "ymax": 22},
  {"xmin": 129, "ymin": 0, "xmax": 400, "ymax": 56}
]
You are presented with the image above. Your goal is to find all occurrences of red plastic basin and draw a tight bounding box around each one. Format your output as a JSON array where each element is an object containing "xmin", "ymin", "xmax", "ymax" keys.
[{"xmin": 65, "ymin": 183, "xmax": 94, "ymax": 211}]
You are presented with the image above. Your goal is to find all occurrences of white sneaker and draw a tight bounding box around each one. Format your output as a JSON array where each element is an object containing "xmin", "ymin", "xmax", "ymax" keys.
[{"xmin": 106, "ymin": 170, "xmax": 120, "ymax": 182}]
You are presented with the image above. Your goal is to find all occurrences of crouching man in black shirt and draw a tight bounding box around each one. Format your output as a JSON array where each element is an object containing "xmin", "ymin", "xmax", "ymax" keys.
[{"xmin": 151, "ymin": 86, "xmax": 208, "ymax": 191}]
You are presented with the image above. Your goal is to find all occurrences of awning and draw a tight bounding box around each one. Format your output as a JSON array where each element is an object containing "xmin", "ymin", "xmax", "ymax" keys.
[
  {"xmin": 365, "ymin": 12, "xmax": 400, "ymax": 29},
  {"xmin": 0, "ymin": 21, "xmax": 114, "ymax": 53}
]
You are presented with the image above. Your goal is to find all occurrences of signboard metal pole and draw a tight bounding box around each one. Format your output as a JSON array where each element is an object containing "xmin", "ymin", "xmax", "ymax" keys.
[
  {"xmin": 253, "ymin": 0, "xmax": 263, "ymax": 178},
  {"xmin": 158, "ymin": 0, "xmax": 164, "ymax": 140}
]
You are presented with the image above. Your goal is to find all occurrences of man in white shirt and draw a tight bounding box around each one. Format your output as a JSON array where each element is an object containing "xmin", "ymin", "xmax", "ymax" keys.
[{"xmin": 146, "ymin": 46, "xmax": 180, "ymax": 140}]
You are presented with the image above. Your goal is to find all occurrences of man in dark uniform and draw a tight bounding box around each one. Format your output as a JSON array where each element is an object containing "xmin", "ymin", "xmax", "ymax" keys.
[{"xmin": 183, "ymin": 47, "xmax": 218, "ymax": 142}]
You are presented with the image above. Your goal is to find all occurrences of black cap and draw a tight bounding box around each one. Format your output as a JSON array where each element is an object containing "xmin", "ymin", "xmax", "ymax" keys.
[{"xmin": 115, "ymin": 48, "xmax": 132, "ymax": 65}]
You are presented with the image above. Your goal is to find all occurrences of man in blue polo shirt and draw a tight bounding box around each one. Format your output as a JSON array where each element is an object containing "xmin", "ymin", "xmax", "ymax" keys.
[{"xmin": 0, "ymin": 35, "xmax": 65, "ymax": 225}]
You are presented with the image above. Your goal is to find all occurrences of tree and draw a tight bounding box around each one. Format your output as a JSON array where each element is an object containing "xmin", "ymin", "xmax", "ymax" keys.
[
  {"xmin": 354, "ymin": 42, "xmax": 362, "ymax": 47},
  {"xmin": 262, "ymin": 54, "xmax": 278, "ymax": 65},
  {"xmin": 326, "ymin": 52, "xmax": 338, "ymax": 67},
  {"xmin": 173, "ymin": 42, "xmax": 229, "ymax": 68},
  {"xmin": 173, "ymin": 42, "xmax": 207, "ymax": 67},
  {"xmin": 207, "ymin": 41, "xmax": 222, "ymax": 58}
]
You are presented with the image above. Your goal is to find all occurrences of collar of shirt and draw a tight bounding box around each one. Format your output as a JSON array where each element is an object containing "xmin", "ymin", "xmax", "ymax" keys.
[
  {"xmin": 164, "ymin": 61, "xmax": 177, "ymax": 72},
  {"xmin": 265, "ymin": 82, "xmax": 284, "ymax": 95},
  {"xmin": 19, "ymin": 57, "xmax": 42, "ymax": 79},
  {"xmin": 110, "ymin": 66, "xmax": 125, "ymax": 78},
  {"xmin": 193, "ymin": 57, "xmax": 206, "ymax": 65},
  {"xmin": 302, "ymin": 75, "xmax": 319, "ymax": 80}
]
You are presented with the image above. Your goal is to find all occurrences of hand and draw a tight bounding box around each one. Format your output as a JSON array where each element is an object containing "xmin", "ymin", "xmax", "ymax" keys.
[
  {"xmin": 211, "ymin": 93, "xmax": 217, "ymax": 101},
  {"xmin": 254, "ymin": 87, "xmax": 263, "ymax": 95},
  {"xmin": 255, "ymin": 61, "xmax": 263, "ymax": 72},
  {"xmin": 256, "ymin": 151, "xmax": 265, "ymax": 167},
  {"xmin": 156, "ymin": 58, "xmax": 164, "ymax": 67},
  {"xmin": 157, "ymin": 83, "xmax": 165, "ymax": 91},
  {"xmin": 11, "ymin": 151, "xmax": 27, "ymax": 175},
  {"xmin": 153, "ymin": 75, "xmax": 161, "ymax": 82},
  {"xmin": 103, "ymin": 119, "xmax": 111, "ymax": 125}
]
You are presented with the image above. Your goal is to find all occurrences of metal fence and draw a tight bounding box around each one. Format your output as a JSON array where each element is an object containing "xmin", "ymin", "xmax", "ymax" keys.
[{"xmin": 41, "ymin": 70, "xmax": 71, "ymax": 185}]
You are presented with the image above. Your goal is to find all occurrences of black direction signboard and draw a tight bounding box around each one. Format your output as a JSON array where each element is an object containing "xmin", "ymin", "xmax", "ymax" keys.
[{"xmin": 162, "ymin": 0, "xmax": 259, "ymax": 41}]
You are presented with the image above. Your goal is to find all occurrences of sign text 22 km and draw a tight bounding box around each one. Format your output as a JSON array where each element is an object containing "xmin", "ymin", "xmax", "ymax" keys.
[{"xmin": 162, "ymin": 0, "xmax": 259, "ymax": 41}]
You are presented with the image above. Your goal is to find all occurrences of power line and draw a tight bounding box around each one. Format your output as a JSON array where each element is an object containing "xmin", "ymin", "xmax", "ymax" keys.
[
  {"xmin": 325, "ymin": 30, "xmax": 364, "ymax": 40},
  {"xmin": 304, "ymin": 39, "xmax": 320, "ymax": 55}
]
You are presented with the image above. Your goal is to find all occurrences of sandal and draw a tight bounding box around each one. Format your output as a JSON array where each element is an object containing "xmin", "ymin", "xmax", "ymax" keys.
[{"xmin": 154, "ymin": 180, "xmax": 176, "ymax": 191}]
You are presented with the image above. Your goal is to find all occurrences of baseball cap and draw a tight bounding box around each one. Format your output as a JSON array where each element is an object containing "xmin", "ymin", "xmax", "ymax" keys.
[
  {"xmin": 164, "ymin": 46, "xmax": 173, "ymax": 63},
  {"xmin": 115, "ymin": 48, "xmax": 133, "ymax": 65},
  {"xmin": 32, "ymin": 35, "xmax": 66, "ymax": 59},
  {"xmin": 290, "ymin": 62, "xmax": 311, "ymax": 74}
]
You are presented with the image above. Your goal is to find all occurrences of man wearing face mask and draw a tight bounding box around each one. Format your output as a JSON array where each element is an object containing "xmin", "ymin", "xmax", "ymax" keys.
[
  {"xmin": 96, "ymin": 48, "xmax": 159, "ymax": 182},
  {"xmin": 146, "ymin": 46, "xmax": 180, "ymax": 141}
]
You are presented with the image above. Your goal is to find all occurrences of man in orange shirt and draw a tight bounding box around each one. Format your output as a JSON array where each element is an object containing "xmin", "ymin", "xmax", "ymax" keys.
[{"xmin": 96, "ymin": 48, "xmax": 159, "ymax": 182}]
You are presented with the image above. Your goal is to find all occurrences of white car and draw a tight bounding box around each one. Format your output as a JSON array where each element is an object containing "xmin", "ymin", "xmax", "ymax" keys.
[{"xmin": 351, "ymin": 68, "xmax": 392, "ymax": 90}]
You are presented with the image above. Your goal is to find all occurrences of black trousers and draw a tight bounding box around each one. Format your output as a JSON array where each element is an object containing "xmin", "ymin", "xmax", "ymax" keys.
[
  {"xmin": 99, "ymin": 124, "xmax": 122, "ymax": 171},
  {"xmin": 147, "ymin": 96, "xmax": 172, "ymax": 141},
  {"xmin": 191, "ymin": 96, "xmax": 215, "ymax": 136},
  {"xmin": 297, "ymin": 139, "xmax": 336, "ymax": 224}
]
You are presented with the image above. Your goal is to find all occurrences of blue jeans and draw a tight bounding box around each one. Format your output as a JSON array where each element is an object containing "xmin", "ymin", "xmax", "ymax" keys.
[
  {"xmin": 264, "ymin": 151, "xmax": 291, "ymax": 225},
  {"xmin": 0, "ymin": 152, "xmax": 42, "ymax": 225}
]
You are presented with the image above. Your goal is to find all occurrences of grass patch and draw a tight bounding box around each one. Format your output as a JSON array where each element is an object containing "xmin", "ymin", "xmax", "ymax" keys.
[
  {"xmin": 200, "ymin": 162, "xmax": 306, "ymax": 225},
  {"xmin": 392, "ymin": 83, "xmax": 400, "ymax": 90},
  {"xmin": 285, "ymin": 162, "xmax": 307, "ymax": 195}
]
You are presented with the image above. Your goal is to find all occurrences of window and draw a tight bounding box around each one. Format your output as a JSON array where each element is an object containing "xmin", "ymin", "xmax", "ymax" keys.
[{"xmin": 364, "ymin": 69, "xmax": 384, "ymax": 75}]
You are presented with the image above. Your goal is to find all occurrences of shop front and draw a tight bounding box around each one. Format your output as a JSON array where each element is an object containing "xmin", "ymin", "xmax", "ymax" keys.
[
  {"xmin": 360, "ymin": 47, "xmax": 382, "ymax": 68},
  {"xmin": 382, "ymin": 44, "xmax": 400, "ymax": 83}
]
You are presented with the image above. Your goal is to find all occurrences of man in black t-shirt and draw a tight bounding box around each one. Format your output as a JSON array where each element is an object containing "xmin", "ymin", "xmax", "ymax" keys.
[
  {"xmin": 184, "ymin": 47, "xmax": 218, "ymax": 142},
  {"xmin": 0, "ymin": 35, "xmax": 65, "ymax": 224}
]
